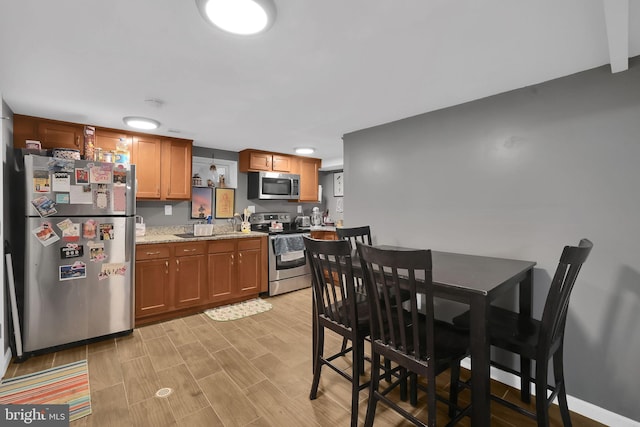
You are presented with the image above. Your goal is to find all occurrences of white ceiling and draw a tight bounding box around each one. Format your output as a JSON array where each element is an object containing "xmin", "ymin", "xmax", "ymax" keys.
[{"xmin": 1, "ymin": 1, "xmax": 638, "ymax": 169}]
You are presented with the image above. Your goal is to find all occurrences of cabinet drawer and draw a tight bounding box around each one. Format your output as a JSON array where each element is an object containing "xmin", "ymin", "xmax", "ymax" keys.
[
  {"xmin": 208, "ymin": 240, "xmax": 236, "ymax": 254},
  {"xmin": 174, "ymin": 241, "xmax": 206, "ymax": 256},
  {"xmin": 136, "ymin": 245, "xmax": 171, "ymax": 260},
  {"xmin": 238, "ymin": 238, "xmax": 261, "ymax": 251}
]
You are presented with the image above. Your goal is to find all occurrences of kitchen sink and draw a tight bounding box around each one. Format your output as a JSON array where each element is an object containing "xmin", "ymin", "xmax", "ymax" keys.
[{"xmin": 173, "ymin": 233, "xmax": 198, "ymax": 239}]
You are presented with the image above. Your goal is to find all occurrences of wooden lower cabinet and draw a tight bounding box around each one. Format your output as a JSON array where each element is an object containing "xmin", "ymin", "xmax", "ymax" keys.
[
  {"xmin": 135, "ymin": 236, "xmax": 267, "ymax": 326},
  {"xmin": 207, "ymin": 238, "xmax": 263, "ymax": 303},
  {"xmin": 173, "ymin": 242, "xmax": 207, "ymax": 308},
  {"xmin": 310, "ymin": 229, "xmax": 338, "ymax": 240},
  {"xmin": 135, "ymin": 244, "xmax": 172, "ymax": 319}
]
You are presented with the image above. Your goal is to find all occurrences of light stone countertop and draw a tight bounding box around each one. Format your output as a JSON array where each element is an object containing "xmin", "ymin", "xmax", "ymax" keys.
[{"xmin": 136, "ymin": 224, "xmax": 267, "ymax": 245}]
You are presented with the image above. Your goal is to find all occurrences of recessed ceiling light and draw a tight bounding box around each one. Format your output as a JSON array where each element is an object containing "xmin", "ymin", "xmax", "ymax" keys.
[
  {"xmin": 123, "ymin": 116, "xmax": 161, "ymax": 130},
  {"xmin": 196, "ymin": 0, "xmax": 276, "ymax": 36},
  {"xmin": 295, "ymin": 147, "xmax": 315, "ymax": 155}
]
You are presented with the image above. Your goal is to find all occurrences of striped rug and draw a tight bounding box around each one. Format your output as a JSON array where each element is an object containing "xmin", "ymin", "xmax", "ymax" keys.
[{"xmin": 0, "ymin": 359, "xmax": 91, "ymax": 422}]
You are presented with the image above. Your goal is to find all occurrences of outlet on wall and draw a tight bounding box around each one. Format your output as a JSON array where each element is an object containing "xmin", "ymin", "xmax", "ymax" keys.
[
  {"xmin": 164, "ymin": 205, "xmax": 172, "ymax": 216},
  {"xmin": 297, "ymin": 205, "xmax": 302, "ymax": 214}
]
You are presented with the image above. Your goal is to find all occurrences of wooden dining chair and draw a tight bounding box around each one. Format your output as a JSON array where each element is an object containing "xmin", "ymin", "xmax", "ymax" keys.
[
  {"xmin": 357, "ymin": 242, "xmax": 470, "ymax": 427},
  {"xmin": 303, "ymin": 236, "xmax": 370, "ymax": 427},
  {"xmin": 337, "ymin": 225, "xmax": 373, "ymax": 247},
  {"xmin": 452, "ymin": 238, "xmax": 593, "ymax": 427}
]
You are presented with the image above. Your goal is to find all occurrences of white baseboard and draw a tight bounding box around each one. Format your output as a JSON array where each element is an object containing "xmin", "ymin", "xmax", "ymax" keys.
[
  {"xmin": 1, "ymin": 347, "xmax": 12, "ymax": 380},
  {"xmin": 460, "ymin": 358, "xmax": 640, "ymax": 427}
]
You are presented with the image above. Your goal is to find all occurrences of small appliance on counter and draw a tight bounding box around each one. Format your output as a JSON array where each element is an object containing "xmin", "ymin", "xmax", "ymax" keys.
[
  {"xmin": 311, "ymin": 207, "xmax": 322, "ymax": 226},
  {"xmin": 295, "ymin": 215, "xmax": 310, "ymax": 228}
]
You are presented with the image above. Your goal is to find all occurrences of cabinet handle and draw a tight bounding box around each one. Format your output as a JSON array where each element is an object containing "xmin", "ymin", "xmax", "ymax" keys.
[
  {"xmin": 183, "ymin": 248, "xmax": 197, "ymax": 252},
  {"xmin": 238, "ymin": 252, "xmax": 242, "ymax": 264},
  {"xmin": 75, "ymin": 136, "xmax": 80, "ymax": 147},
  {"xmin": 165, "ymin": 261, "xmax": 168, "ymax": 274},
  {"xmin": 231, "ymin": 254, "xmax": 234, "ymax": 266},
  {"xmin": 176, "ymin": 259, "xmax": 179, "ymax": 272},
  {"xmin": 146, "ymin": 251, "xmax": 161, "ymax": 255}
]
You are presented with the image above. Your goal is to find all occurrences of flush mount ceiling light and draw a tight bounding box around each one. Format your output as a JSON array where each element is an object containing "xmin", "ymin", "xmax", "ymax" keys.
[
  {"xmin": 295, "ymin": 147, "xmax": 315, "ymax": 155},
  {"xmin": 196, "ymin": 0, "xmax": 277, "ymax": 36},
  {"xmin": 123, "ymin": 116, "xmax": 161, "ymax": 130}
]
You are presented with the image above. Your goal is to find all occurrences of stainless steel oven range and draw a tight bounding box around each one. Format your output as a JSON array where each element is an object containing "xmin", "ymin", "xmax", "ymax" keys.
[{"xmin": 249, "ymin": 212, "xmax": 311, "ymax": 296}]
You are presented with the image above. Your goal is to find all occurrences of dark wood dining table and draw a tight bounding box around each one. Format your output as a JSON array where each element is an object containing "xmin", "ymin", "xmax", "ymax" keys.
[{"xmin": 362, "ymin": 245, "xmax": 537, "ymax": 427}]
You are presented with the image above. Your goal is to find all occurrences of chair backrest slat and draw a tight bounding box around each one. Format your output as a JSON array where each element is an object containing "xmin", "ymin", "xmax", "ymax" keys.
[
  {"xmin": 304, "ymin": 236, "xmax": 358, "ymax": 329},
  {"xmin": 337, "ymin": 226, "xmax": 372, "ymax": 248},
  {"xmin": 357, "ymin": 243, "xmax": 434, "ymax": 362},
  {"xmin": 539, "ymin": 239, "xmax": 593, "ymax": 357}
]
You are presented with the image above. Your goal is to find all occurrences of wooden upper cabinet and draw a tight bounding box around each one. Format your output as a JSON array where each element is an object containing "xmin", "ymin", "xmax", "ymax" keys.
[
  {"xmin": 133, "ymin": 136, "xmax": 192, "ymax": 201},
  {"xmin": 272, "ymin": 154, "xmax": 292, "ymax": 172},
  {"xmin": 161, "ymin": 138, "xmax": 192, "ymax": 200},
  {"xmin": 132, "ymin": 135, "xmax": 163, "ymax": 199},
  {"xmin": 13, "ymin": 115, "xmax": 83, "ymax": 151},
  {"xmin": 13, "ymin": 115, "xmax": 39, "ymax": 147},
  {"xmin": 298, "ymin": 157, "xmax": 321, "ymax": 202},
  {"xmin": 239, "ymin": 149, "xmax": 292, "ymax": 173},
  {"xmin": 38, "ymin": 121, "xmax": 83, "ymax": 150},
  {"xmin": 95, "ymin": 129, "xmax": 132, "ymax": 153}
]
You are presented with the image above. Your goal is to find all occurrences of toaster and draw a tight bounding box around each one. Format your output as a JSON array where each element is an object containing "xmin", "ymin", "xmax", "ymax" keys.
[{"xmin": 295, "ymin": 216, "xmax": 311, "ymax": 227}]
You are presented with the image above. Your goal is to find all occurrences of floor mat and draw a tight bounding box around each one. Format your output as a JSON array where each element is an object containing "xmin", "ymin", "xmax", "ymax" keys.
[
  {"xmin": 0, "ymin": 359, "xmax": 91, "ymax": 422},
  {"xmin": 205, "ymin": 298, "xmax": 273, "ymax": 321}
]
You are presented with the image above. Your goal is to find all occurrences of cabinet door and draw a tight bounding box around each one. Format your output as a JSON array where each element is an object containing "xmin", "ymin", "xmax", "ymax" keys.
[
  {"xmin": 135, "ymin": 258, "xmax": 171, "ymax": 318},
  {"xmin": 132, "ymin": 135, "xmax": 162, "ymax": 199},
  {"xmin": 13, "ymin": 115, "xmax": 39, "ymax": 148},
  {"xmin": 271, "ymin": 154, "xmax": 291, "ymax": 172},
  {"xmin": 298, "ymin": 158, "xmax": 321, "ymax": 202},
  {"xmin": 95, "ymin": 129, "xmax": 131, "ymax": 153},
  {"xmin": 237, "ymin": 247, "xmax": 261, "ymax": 296},
  {"xmin": 174, "ymin": 254, "xmax": 207, "ymax": 308},
  {"xmin": 38, "ymin": 121, "xmax": 83, "ymax": 151},
  {"xmin": 173, "ymin": 242, "xmax": 206, "ymax": 308},
  {"xmin": 162, "ymin": 138, "xmax": 192, "ymax": 200},
  {"xmin": 207, "ymin": 241, "xmax": 236, "ymax": 302},
  {"xmin": 207, "ymin": 252, "xmax": 235, "ymax": 302},
  {"xmin": 248, "ymin": 152, "xmax": 272, "ymax": 171}
]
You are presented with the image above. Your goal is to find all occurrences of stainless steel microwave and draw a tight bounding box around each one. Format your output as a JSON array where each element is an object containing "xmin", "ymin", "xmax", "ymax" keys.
[{"xmin": 248, "ymin": 171, "xmax": 300, "ymax": 200}]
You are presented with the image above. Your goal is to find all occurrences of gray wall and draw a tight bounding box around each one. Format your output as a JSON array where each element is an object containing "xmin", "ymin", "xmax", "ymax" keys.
[
  {"xmin": 343, "ymin": 58, "xmax": 640, "ymax": 421},
  {"xmin": 137, "ymin": 146, "xmax": 326, "ymax": 226}
]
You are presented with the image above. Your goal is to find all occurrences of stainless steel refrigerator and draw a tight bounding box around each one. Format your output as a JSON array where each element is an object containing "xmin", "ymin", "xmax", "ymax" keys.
[{"xmin": 12, "ymin": 152, "xmax": 136, "ymax": 354}]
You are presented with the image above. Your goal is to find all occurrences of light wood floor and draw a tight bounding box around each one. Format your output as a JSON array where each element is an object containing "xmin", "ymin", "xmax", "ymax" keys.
[{"xmin": 4, "ymin": 287, "xmax": 605, "ymax": 427}]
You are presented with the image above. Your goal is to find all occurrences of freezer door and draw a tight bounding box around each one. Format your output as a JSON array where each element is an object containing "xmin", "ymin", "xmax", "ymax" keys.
[
  {"xmin": 23, "ymin": 154, "xmax": 135, "ymax": 217},
  {"xmin": 23, "ymin": 216, "xmax": 135, "ymax": 352}
]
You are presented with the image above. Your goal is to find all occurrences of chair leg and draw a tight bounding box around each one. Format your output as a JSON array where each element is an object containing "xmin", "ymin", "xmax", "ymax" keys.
[
  {"xmin": 553, "ymin": 349, "xmax": 573, "ymax": 427},
  {"xmin": 364, "ymin": 352, "xmax": 381, "ymax": 427},
  {"xmin": 341, "ymin": 336, "xmax": 348, "ymax": 352},
  {"xmin": 399, "ymin": 367, "xmax": 408, "ymax": 401},
  {"xmin": 409, "ymin": 372, "xmax": 418, "ymax": 406},
  {"xmin": 535, "ymin": 359, "xmax": 550, "ymax": 427},
  {"xmin": 448, "ymin": 362, "xmax": 461, "ymax": 419},
  {"xmin": 351, "ymin": 335, "xmax": 362, "ymax": 427},
  {"xmin": 309, "ymin": 326, "xmax": 324, "ymax": 400},
  {"xmin": 521, "ymin": 355, "xmax": 532, "ymax": 403}
]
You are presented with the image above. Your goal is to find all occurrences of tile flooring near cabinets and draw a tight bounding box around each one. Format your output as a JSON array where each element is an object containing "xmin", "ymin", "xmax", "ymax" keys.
[{"xmin": 5, "ymin": 288, "xmax": 605, "ymax": 427}]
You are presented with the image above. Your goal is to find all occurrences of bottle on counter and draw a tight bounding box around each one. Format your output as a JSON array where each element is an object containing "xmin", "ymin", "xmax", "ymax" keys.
[{"xmin": 114, "ymin": 138, "xmax": 130, "ymax": 167}]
